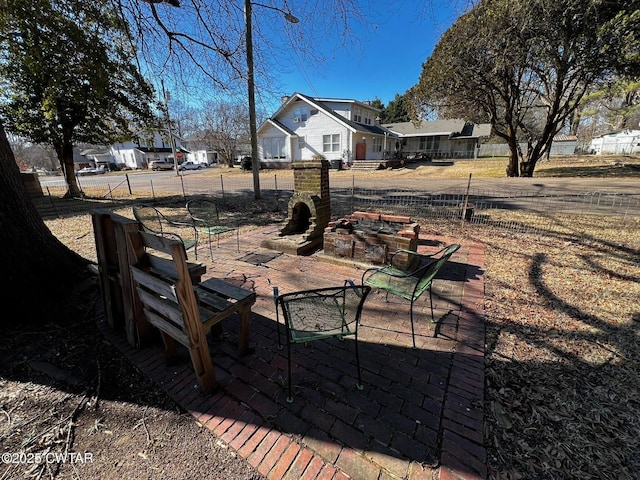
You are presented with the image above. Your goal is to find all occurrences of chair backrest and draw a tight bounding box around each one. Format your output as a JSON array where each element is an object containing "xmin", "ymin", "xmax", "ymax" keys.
[
  {"xmin": 414, "ymin": 243, "xmax": 461, "ymax": 297},
  {"xmin": 277, "ymin": 285, "xmax": 371, "ymax": 344},
  {"xmin": 128, "ymin": 230, "xmax": 199, "ymax": 339},
  {"xmin": 132, "ymin": 204, "xmax": 164, "ymax": 235},
  {"xmin": 186, "ymin": 199, "xmax": 221, "ymax": 226},
  {"xmin": 127, "ymin": 229, "xmax": 216, "ymax": 392}
]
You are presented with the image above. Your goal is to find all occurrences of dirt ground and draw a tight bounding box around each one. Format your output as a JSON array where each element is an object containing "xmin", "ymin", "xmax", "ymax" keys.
[{"xmin": 0, "ymin": 284, "xmax": 265, "ymax": 479}]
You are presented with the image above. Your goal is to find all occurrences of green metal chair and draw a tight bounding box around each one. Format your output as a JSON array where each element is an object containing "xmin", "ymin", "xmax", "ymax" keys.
[
  {"xmin": 131, "ymin": 204, "xmax": 199, "ymax": 259},
  {"xmin": 361, "ymin": 243, "xmax": 460, "ymax": 348},
  {"xmin": 186, "ymin": 198, "xmax": 239, "ymax": 258},
  {"xmin": 275, "ymin": 283, "xmax": 371, "ymax": 403}
]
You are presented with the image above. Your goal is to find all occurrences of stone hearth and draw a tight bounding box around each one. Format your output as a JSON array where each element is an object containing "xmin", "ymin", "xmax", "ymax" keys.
[
  {"xmin": 323, "ymin": 212, "xmax": 420, "ymax": 268},
  {"xmin": 261, "ymin": 160, "xmax": 330, "ymax": 255}
]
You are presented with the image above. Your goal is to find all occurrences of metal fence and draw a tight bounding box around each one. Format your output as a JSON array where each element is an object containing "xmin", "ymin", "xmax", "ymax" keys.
[{"xmin": 34, "ymin": 173, "xmax": 640, "ymax": 236}]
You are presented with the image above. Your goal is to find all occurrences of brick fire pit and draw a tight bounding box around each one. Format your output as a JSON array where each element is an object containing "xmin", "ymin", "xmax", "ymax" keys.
[{"xmin": 323, "ymin": 212, "xmax": 420, "ymax": 268}]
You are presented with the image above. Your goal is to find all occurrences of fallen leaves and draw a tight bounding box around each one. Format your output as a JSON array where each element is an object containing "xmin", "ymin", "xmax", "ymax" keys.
[{"xmin": 475, "ymin": 214, "xmax": 640, "ymax": 479}]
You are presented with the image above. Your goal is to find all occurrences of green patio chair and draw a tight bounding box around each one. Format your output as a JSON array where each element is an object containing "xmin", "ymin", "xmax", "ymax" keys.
[
  {"xmin": 361, "ymin": 243, "xmax": 460, "ymax": 348},
  {"xmin": 275, "ymin": 283, "xmax": 371, "ymax": 403},
  {"xmin": 186, "ymin": 198, "xmax": 239, "ymax": 258},
  {"xmin": 131, "ymin": 203, "xmax": 199, "ymax": 260}
]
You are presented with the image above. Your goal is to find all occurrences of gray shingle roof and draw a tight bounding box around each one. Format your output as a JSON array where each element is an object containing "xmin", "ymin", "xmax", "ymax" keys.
[{"xmin": 384, "ymin": 120, "xmax": 491, "ymax": 138}]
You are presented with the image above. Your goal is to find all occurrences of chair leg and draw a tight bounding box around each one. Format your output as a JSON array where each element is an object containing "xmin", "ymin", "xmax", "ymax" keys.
[
  {"xmin": 429, "ymin": 287, "xmax": 435, "ymax": 323},
  {"xmin": 409, "ymin": 300, "xmax": 417, "ymax": 349},
  {"xmin": 354, "ymin": 332, "xmax": 363, "ymax": 391},
  {"xmin": 274, "ymin": 288, "xmax": 282, "ymax": 350},
  {"xmin": 286, "ymin": 340, "xmax": 294, "ymax": 403}
]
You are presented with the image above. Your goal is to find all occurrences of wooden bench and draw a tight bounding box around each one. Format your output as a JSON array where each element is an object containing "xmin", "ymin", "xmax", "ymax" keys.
[
  {"xmin": 92, "ymin": 209, "xmax": 205, "ymax": 347},
  {"xmin": 127, "ymin": 230, "xmax": 256, "ymax": 393}
]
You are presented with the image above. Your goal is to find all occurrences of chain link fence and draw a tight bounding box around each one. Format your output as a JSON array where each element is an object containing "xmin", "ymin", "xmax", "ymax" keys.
[{"xmin": 33, "ymin": 172, "xmax": 640, "ymax": 237}]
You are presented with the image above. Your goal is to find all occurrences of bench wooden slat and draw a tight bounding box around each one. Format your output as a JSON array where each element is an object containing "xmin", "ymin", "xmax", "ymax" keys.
[
  {"xmin": 135, "ymin": 286, "xmax": 184, "ymax": 326},
  {"xmin": 198, "ymin": 277, "xmax": 256, "ymax": 302},
  {"xmin": 131, "ymin": 266, "xmax": 178, "ymax": 303},
  {"xmin": 145, "ymin": 310, "xmax": 189, "ymax": 347},
  {"xmin": 126, "ymin": 229, "xmax": 256, "ymax": 393}
]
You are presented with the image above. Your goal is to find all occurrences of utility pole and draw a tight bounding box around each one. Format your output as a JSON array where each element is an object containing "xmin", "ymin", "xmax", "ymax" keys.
[{"xmin": 161, "ymin": 80, "xmax": 179, "ymax": 176}]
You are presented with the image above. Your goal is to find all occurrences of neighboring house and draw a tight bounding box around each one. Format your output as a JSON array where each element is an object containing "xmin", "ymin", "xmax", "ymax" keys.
[
  {"xmin": 181, "ymin": 135, "xmax": 224, "ymax": 166},
  {"xmin": 110, "ymin": 133, "xmax": 181, "ymax": 169},
  {"xmin": 257, "ymin": 93, "xmax": 493, "ymax": 169},
  {"xmin": 73, "ymin": 149, "xmax": 94, "ymax": 170},
  {"xmin": 82, "ymin": 147, "xmax": 115, "ymax": 168},
  {"xmin": 384, "ymin": 120, "xmax": 492, "ymax": 159},
  {"xmin": 589, "ymin": 129, "xmax": 640, "ymax": 155},
  {"xmin": 257, "ymin": 93, "xmax": 392, "ymax": 169}
]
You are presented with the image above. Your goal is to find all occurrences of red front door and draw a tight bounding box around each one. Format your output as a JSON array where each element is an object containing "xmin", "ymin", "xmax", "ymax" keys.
[{"xmin": 356, "ymin": 142, "xmax": 366, "ymax": 160}]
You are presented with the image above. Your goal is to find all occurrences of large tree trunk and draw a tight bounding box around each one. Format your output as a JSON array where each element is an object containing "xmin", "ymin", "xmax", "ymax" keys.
[
  {"xmin": 505, "ymin": 137, "xmax": 520, "ymax": 177},
  {"xmin": 58, "ymin": 126, "xmax": 83, "ymax": 198},
  {"xmin": 0, "ymin": 121, "xmax": 91, "ymax": 323}
]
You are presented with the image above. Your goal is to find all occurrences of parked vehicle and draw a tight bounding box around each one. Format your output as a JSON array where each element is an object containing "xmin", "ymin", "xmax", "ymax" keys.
[
  {"xmin": 178, "ymin": 161, "xmax": 203, "ymax": 171},
  {"xmin": 149, "ymin": 160, "xmax": 174, "ymax": 171},
  {"xmin": 76, "ymin": 167, "xmax": 106, "ymax": 176}
]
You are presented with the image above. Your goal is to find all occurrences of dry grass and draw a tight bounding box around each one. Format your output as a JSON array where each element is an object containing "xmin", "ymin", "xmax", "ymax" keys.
[
  {"xmin": 470, "ymin": 219, "xmax": 639, "ymax": 479},
  {"xmin": 402, "ymin": 212, "xmax": 639, "ymax": 479}
]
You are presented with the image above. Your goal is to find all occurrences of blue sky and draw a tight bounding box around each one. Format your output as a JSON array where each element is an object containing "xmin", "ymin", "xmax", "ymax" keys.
[{"xmin": 273, "ymin": 1, "xmax": 464, "ymax": 109}]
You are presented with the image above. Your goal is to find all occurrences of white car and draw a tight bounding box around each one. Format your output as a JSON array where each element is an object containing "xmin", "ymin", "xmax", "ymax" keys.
[{"xmin": 178, "ymin": 161, "xmax": 203, "ymax": 171}]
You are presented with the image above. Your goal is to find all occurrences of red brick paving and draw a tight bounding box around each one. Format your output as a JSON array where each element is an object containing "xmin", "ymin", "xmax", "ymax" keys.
[{"xmin": 98, "ymin": 226, "xmax": 486, "ymax": 479}]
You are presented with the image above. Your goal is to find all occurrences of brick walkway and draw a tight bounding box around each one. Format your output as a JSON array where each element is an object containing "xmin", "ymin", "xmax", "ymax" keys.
[{"xmin": 98, "ymin": 225, "xmax": 486, "ymax": 480}]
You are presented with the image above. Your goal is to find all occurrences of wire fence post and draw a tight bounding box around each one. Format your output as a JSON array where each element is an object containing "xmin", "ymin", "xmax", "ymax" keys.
[
  {"xmin": 125, "ymin": 173, "xmax": 132, "ymax": 195},
  {"xmin": 220, "ymin": 174, "xmax": 225, "ymax": 203},
  {"xmin": 351, "ymin": 175, "xmax": 355, "ymax": 213},
  {"xmin": 461, "ymin": 173, "xmax": 472, "ymax": 226}
]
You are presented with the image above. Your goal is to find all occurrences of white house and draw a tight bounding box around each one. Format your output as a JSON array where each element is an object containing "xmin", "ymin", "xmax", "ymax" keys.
[
  {"xmin": 589, "ymin": 129, "xmax": 640, "ymax": 155},
  {"xmin": 257, "ymin": 93, "xmax": 492, "ymax": 169},
  {"xmin": 181, "ymin": 134, "xmax": 225, "ymax": 166},
  {"xmin": 110, "ymin": 133, "xmax": 182, "ymax": 169},
  {"xmin": 257, "ymin": 93, "xmax": 393, "ymax": 169}
]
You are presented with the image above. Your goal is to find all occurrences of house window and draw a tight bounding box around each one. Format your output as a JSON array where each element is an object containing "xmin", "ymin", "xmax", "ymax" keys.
[
  {"xmin": 373, "ymin": 137, "xmax": 383, "ymax": 152},
  {"xmin": 293, "ymin": 106, "xmax": 308, "ymax": 122},
  {"xmin": 298, "ymin": 136, "xmax": 305, "ymax": 148},
  {"xmin": 263, "ymin": 137, "xmax": 286, "ymax": 159},
  {"xmin": 323, "ymin": 134, "xmax": 341, "ymax": 153},
  {"xmin": 353, "ymin": 108, "xmax": 362, "ymax": 123}
]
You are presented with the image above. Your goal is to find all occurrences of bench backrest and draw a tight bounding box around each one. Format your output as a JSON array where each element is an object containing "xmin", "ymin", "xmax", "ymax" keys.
[{"xmin": 127, "ymin": 229, "xmax": 216, "ymax": 392}]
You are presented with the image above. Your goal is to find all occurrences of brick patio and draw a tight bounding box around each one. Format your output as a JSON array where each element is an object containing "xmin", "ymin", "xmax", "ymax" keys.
[{"xmin": 98, "ymin": 225, "xmax": 486, "ymax": 480}]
